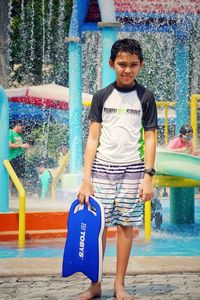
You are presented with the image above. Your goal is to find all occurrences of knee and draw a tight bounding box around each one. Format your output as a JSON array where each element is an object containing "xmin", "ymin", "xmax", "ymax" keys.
[{"xmin": 117, "ymin": 225, "xmax": 133, "ymax": 238}]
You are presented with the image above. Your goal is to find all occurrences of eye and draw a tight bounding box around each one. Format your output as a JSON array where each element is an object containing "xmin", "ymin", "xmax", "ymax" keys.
[{"xmin": 131, "ymin": 63, "xmax": 138, "ymax": 67}]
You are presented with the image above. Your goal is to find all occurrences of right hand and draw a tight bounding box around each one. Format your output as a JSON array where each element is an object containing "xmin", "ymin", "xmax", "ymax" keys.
[
  {"xmin": 77, "ymin": 179, "xmax": 94, "ymax": 205},
  {"xmin": 22, "ymin": 143, "xmax": 31, "ymax": 149}
]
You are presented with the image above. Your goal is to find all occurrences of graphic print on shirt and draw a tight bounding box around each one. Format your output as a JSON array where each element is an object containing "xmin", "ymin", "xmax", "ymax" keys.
[{"xmin": 99, "ymin": 89, "xmax": 143, "ymax": 163}]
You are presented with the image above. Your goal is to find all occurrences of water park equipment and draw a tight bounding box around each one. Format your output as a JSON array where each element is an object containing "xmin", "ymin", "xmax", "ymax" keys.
[
  {"xmin": 155, "ymin": 149, "xmax": 200, "ymax": 224},
  {"xmin": 0, "ymin": 86, "xmax": 9, "ymax": 212},
  {"xmin": 67, "ymin": 0, "xmax": 199, "ymax": 175},
  {"xmin": 66, "ymin": 0, "xmax": 200, "ymax": 234},
  {"xmin": 0, "ymin": 1, "xmax": 200, "ymax": 245},
  {"xmin": 3, "ymin": 160, "xmax": 26, "ymax": 248},
  {"xmin": 5, "ymin": 84, "xmax": 92, "ymax": 123}
]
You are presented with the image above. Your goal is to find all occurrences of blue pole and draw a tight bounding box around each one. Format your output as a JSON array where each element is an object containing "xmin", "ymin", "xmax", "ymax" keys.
[
  {"xmin": 171, "ymin": 18, "xmax": 195, "ymax": 225},
  {"xmin": 67, "ymin": 38, "xmax": 83, "ymax": 173},
  {"xmin": 98, "ymin": 22, "xmax": 121, "ymax": 88},
  {"xmin": 0, "ymin": 86, "xmax": 9, "ymax": 212},
  {"xmin": 175, "ymin": 19, "xmax": 190, "ymax": 134}
]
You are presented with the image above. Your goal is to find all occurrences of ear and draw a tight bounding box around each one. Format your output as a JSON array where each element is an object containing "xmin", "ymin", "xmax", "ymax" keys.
[
  {"xmin": 140, "ymin": 60, "xmax": 144, "ymax": 68},
  {"xmin": 109, "ymin": 59, "xmax": 114, "ymax": 69}
]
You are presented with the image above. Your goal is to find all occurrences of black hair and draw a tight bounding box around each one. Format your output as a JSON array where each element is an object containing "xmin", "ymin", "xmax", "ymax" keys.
[
  {"xmin": 36, "ymin": 160, "xmax": 46, "ymax": 168},
  {"xmin": 179, "ymin": 124, "xmax": 193, "ymax": 135},
  {"xmin": 14, "ymin": 120, "xmax": 24, "ymax": 127},
  {"xmin": 110, "ymin": 38, "xmax": 144, "ymax": 62}
]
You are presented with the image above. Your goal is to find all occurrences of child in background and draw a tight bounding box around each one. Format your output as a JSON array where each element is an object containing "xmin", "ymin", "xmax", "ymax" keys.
[
  {"xmin": 36, "ymin": 161, "xmax": 53, "ymax": 199},
  {"xmin": 57, "ymin": 143, "xmax": 69, "ymax": 173},
  {"xmin": 167, "ymin": 124, "xmax": 199, "ymax": 156}
]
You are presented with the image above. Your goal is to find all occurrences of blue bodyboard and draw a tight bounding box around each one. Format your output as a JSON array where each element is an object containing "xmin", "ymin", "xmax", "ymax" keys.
[{"xmin": 62, "ymin": 196, "xmax": 105, "ymax": 282}]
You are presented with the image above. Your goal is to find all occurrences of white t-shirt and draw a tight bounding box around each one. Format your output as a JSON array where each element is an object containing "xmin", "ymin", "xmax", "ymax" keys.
[{"xmin": 89, "ymin": 81, "xmax": 158, "ymax": 164}]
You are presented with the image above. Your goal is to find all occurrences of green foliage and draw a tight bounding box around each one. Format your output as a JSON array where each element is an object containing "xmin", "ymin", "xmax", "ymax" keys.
[
  {"xmin": 26, "ymin": 121, "xmax": 69, "ymax": 163},
  {"xmin": 9, "ymin": 0, "xmax": 73, "ymax": 87}
]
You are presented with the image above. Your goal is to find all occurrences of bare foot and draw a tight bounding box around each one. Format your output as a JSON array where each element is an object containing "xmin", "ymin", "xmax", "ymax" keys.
[
  {"xmin": 114, "ymin": 284, "xmax": 133, "ymax": 300},
  {"xmin": 75, "ymin": 282, "xmax": 102, "ymax": 300}
]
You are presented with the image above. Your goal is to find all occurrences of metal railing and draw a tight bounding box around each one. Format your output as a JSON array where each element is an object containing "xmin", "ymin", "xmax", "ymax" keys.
[
  {"xmin": 3, "ymin": 160, "xmax": 26, "ymax": 248},
  {"xmin": 156, "ymin": 101, "xmax": 176, "ymax": 145}
]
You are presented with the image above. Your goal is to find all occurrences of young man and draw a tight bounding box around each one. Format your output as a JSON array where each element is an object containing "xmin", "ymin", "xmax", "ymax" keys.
[
  {"xmin": 77, "ymin": 38, "xmax": 158, "ymax": 300},
  {"xmin": 9, "ymin": 120, "xmax": 31, "ymax": 191}
]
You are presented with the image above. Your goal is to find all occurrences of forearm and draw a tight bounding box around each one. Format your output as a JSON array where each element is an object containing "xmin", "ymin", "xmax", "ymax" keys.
[
  {"xmin": 9, "ymin": 142, "xmax": 22, "ymax": 149},
  {"xmin": 78, "ymin": 122, "xmax": 100, "ymax": 204},
  {"xmin": 140, "ymin": 130, "xmax": 156, "ymax": 201},
  {"xmin": 144, "ymin": 130, "xmax": 157, "ymax": 168},
  {"xmin": 82, "ymin": 121, "xmax": 101, "ymax": 182},
  {"xmin": 83, "ymin": 137, "xmax": 99, "ymax": 182}
]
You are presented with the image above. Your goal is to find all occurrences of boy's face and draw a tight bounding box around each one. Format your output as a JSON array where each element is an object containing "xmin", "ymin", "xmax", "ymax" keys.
[
  {"xmin": 109, "ymin": 52, "xmax": 143, "ymax": 88},
  {"xmin": 181, "ymin": 133, "xmax": 193, "ymax": 143},
  {"xmin": 16, "ymin": 124, "xmax": 24, "ymax": 133},
  {"xmin": 37, "ymin": 166, "xmax": 44, "ymax": 174}
]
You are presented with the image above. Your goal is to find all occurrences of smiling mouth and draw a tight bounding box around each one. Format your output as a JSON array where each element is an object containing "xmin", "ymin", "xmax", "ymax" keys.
[{"xmin": 123, "ymin": 76, "xmax": 132, "ymax": 80}]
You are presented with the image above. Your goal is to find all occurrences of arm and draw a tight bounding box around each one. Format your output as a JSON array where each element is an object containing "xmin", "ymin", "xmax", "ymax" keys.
[
  {"xmin": 77, "ymin": 121, "xmax": 101, "ymax": 204},
  {"xmin": 139, "ymin": 130, "xmax": 156, "ymax": 202},
  {"xmin": 9, "ymin": 142, "xmax": 31, "ymax": 149}
]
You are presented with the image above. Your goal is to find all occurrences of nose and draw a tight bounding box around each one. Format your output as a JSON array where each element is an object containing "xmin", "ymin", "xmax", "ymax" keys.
[{"xmin": 124, "ymin": 66, "xmax": 131, "ymax": 74}]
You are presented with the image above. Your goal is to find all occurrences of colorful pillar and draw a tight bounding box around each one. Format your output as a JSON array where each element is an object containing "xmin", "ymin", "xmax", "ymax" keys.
[
  {"xmin": 98, "ymin": 22, "xmax": 121, "ymax": 88},
  {"xmin": 170, "ymin": 18, "xmax": 194, "ymax": 224},
  {"xmin": 65, "ymin": 37, "xmax": 82, "ymax": 174},
  {"xmin": 175, "ymin": 18, "xmax": 190, "ymax": 134},
  {"xmin": 0, "ymin": 86, "xmax": 9, "ymax": 212},
  {"xmin": 62, "ymin": 37, "xmax": 83, "ymax": 191},
  {"xmin": 170, "ymin": 187, "xmax": 194, "ymax": 224}
]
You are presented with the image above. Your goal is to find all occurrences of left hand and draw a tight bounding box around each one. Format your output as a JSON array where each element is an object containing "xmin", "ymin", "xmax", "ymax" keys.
[{"xmin": 139, "ymin": 174, "xmax": 154, "ymax": 202}]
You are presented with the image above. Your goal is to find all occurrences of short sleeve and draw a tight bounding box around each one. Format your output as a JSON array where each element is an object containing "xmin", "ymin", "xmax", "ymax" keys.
[
  {"xmin": 142, "ymin": 91, "xmax": 158, "ymax": 131},
  {"xmin": 88, "ymin": 92, "xmax": 103, "ymax": 123},
  {"xmin": 9, "ymin": 130, "xmax": 14, "ymax": 142}
]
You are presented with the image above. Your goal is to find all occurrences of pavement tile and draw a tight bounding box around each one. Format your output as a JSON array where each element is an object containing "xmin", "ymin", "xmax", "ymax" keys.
[{"xmin": 0, "ymin": 273, "xmax": 200, "ymax": 299}]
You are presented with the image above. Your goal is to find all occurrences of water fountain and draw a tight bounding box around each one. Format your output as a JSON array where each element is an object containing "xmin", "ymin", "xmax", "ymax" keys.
[
  {"xmin": 66, "ymin": 0, "xmax": 200, "ymax": 226},
  {"xmin": 0, "ymin": 0, "xmax": 200, "ymax": 247}
]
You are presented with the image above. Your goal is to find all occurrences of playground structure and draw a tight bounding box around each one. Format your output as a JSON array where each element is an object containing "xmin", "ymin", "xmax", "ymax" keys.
[
  {"xmin": 0, "ymin": 0, "xmax": 200, "ymax": 246},
  {"xmin": 66, "ymin": 0, "xmax": 200, "ymax": 233}
]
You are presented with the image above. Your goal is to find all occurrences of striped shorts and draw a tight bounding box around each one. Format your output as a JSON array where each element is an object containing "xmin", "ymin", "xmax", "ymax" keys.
[{"xmin": 91, "ymin": 158, "xmax": 144, "ymax": 227}]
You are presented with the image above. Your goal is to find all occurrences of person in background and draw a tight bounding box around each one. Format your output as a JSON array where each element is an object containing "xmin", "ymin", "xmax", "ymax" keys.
[
  {"xmin": 57, "ymin": 143, "xmax": 69, "ymax": 173},
  {"xmin": 36, "ymin": 161, "xmax": 53, "ymax": 199},
  {"xmin": 9, "ymin": 120, "xmax": 31, "ymax": 193},
  {"xmin": 167, "ymin": 124, "xmax": 199, "ymax": 156},
  {"xmin": 76, "ymin": 38, "xmax": 158, "ymax": 300}
]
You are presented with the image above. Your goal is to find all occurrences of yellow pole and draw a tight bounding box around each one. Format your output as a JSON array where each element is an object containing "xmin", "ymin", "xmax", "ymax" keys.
[
  {"xmin": 3, "ymin": 160, "xmax": 26, "ymax": 248},
  {"xmin": 51, "ymin": 153, "xmax": 69, "ymax": 199},
  {"xmin": 144, "ymin": 200, "xmax": 151, "ymax": 240},
  {"xmin": 164, "ymin": 104, "xmax": 169, "ymax": 145},
  {"xmin": 190, "ymin": 95, "xmax": 198, "ymax": 149}
]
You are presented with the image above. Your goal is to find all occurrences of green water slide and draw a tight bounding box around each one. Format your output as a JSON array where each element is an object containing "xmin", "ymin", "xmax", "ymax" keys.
[
  {"xmin": 155, "ymin": 149, "xmax": 200, "ymax": 181},
  {"xmin": 155, "ymin": 149, "xmax": 200, "ymax": 224}
]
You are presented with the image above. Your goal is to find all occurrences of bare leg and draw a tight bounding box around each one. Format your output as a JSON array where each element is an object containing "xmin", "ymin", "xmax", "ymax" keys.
[
  {"xmin": 114, "ymin": 225, "xmax": 134, "ymax": 300},
  {"xmin": 75, "ymin": 228, "xmax": 108, "ymax": 300}
]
